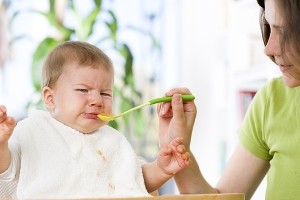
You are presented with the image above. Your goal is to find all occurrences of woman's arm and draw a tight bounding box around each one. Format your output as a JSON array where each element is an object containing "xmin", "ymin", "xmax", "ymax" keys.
[
  {"xmin": 156, "ymin": 88, "xmax": 269, "ymax": 200},
  {"xmin": 174, "ymin": 152, "xmax": 217, "ymax": 194},
  {"xmin": 175, "ymin": 144, "xmax": 269, "ymax": 200},
  {"xmin": 217, "ymin": 143, "xmax": 269, "ymax": 200}
]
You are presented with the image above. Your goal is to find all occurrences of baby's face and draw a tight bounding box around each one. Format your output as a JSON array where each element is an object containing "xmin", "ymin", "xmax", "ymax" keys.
[{"xmin": 44, "ymin": 63, "xmax": 113, "ymax": 134}]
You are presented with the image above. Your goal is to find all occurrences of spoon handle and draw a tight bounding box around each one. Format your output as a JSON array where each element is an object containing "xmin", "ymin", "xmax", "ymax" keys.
[{"xmin": 148, "ymin": 94, "xmax": 195, "ymax": 105}]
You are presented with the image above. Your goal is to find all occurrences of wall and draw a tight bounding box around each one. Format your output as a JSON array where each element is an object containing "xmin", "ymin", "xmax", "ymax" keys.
[{"xmin": 176, "ymin": 0, "xmax": 230, "ymax": 187}]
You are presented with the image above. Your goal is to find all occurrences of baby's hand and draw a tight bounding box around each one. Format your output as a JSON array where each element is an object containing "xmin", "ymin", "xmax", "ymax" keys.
[
  {"xmin": 0, "ymin": 105, "xmax": 16, "ymax": 143},
  {"xmin": 157, "ymin": 137, "xmax": 190, "ymax": 175}
]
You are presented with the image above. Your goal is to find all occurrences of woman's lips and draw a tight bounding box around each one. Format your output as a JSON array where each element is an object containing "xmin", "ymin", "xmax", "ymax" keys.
[{"xmin": 279, "ymin": 65, "xmax": 290, "ymax": 73}]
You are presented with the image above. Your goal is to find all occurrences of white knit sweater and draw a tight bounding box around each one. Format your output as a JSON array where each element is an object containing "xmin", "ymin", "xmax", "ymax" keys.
[{"xmin": 0, "ymin": 110, "xmax": 149, "ymax": 199}]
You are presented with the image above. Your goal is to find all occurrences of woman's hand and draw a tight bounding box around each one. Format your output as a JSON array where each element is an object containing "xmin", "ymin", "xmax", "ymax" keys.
[{"xmin": 157, "ymin": 88, "xmax": 197, "ymax": 151}]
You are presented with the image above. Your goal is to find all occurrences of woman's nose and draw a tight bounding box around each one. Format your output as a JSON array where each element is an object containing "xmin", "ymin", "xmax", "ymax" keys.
[{"xmin": 264, "ymin": 30, "xmax": 281, "ymax": 57}]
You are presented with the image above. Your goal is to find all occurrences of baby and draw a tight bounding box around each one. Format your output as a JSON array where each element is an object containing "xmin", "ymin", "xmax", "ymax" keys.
[{"xmin": 0, "ymin": 41, "xmax": 190, "ymax": 199}]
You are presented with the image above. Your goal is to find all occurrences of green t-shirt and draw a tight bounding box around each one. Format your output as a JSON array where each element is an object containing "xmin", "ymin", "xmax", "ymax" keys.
[{"xmin": 239, "ymin": 77, "xmax": 300, "ymax": 200}]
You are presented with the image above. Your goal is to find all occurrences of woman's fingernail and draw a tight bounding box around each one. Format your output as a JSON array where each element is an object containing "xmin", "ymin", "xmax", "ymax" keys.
[
  {"xmin": 159, "ymin": 104, "xmax": 165, "ymax": 115},
  {"xmin": 173, "ymin": 94, "xmax": 182, "ymax": 104}
]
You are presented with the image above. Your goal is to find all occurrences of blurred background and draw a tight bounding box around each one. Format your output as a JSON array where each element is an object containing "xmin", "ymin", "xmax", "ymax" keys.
[{"xmin": 0, "ymin": 0, "xmax": 280, "ymax": 199}]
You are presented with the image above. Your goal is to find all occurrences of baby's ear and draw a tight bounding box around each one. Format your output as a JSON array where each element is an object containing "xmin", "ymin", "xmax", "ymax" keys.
[{"xmin": 42, "ymin": 87, "xmax": 55, "ymax": 110}]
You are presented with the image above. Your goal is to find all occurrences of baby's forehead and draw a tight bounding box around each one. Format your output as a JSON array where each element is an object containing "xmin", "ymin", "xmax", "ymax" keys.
[
  {"xmin": 58, "ymin": 64, "xmax": 114, "ymax": 82},
  {"xmin": 65, "ymin": 54, "xmax": 113, "ymax": 69},
  {"xmin": 61, "ymin": 62, "xmax": 114, "ymax": 79},
  {"xmin": 63, "ymin": 60, "xmax": 106, "ymax": 69}
]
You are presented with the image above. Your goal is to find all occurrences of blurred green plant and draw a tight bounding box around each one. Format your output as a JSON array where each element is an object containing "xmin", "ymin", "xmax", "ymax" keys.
[{"xmin": 10, "ymin": 0, "xmax": 160, "ymax": 141}]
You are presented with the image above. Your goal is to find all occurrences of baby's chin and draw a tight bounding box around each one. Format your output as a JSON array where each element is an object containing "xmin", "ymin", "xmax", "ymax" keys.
[
  {"xmin": 78, "ymin": 127, "xmax": 99, "ymax": 134},
  {"xmin": 74, "ymin": 119, "xmax": 106, "ymax": 133},
  {"xmin": 66, "ymin": 123, "xmax": 97, "ymax": 134},
  {"xmin": 51, "ymin": 115, "xmax": 102, "ymax": 134}
]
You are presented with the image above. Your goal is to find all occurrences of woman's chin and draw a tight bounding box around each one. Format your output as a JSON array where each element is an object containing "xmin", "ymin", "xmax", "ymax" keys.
[{"xmin": 282, "ymin": 75, "xmax": 300, "ymax": 87}]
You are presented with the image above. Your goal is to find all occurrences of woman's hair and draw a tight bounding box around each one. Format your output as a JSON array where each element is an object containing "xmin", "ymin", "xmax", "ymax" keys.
[
  {"xmin": 258, "ymin": 0, "xmax": 300, "ymax": 63},
  {"xmin": 41, "ymin": 41, "xmax": 114, "ymax": 88}
]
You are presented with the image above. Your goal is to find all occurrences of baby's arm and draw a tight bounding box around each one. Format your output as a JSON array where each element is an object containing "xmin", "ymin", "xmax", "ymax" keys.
[
  {"xmin": 0, "ymin": 105, "xmax": 16, "ymax": 173},
  {"xmin": 142, "ymin": 137, "xmax": 190, "ymax": 193}
]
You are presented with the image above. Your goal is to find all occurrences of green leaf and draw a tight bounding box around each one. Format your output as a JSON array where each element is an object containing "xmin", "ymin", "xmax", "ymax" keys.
[
  {"xmin": 133, "ymin": 110, "xmax": 146, "ymax": 137},
  {"xmin": 93, "ymin": 0, "xmax": 102, "ymax": 8},
  {"xmin": 123, "ymin": 44, "xmax": 134, "ymax": 77},
  {"xmin": 116, "ymin": 44, "xmax": 134, "ymax": 85},
  {"xmin": 105, "ymin": 21, "xmax": 117, "ymax": 43},
  {"xmin": 105, "ymin": 10, "xmax": 118, "ymax": 39},
  {"xmin": 31, "ymin": 37, "xmax": 60, "ymax": 91},
  {"xmin": 78, "ymin": 8, "xmax": 101, "ymax": 40},
  {"xmin": 30, "ymin": 0, "xmax": 73, "ymax": 40},
  {"xmin": 120, "ymin": 96, "xmax": 134, "ymax": 124},
  {"xmin": 8, "ymin": 10, "xmax": 21, "ymax": 30},
  {"xmin": 108, "ymin": 120, "xmax": 119, "ymax": 130}
]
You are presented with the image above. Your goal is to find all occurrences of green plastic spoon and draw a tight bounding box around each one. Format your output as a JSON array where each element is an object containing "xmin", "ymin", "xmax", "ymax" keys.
[{"xmin": 98, "ymin": 94, "xmax": 195, "ymax": 121}]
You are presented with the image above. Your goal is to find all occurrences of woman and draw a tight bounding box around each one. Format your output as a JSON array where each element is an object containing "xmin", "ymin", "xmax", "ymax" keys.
[{"xmin": 158, "ymin": 0, "xmax": 300, "ymax": 199}]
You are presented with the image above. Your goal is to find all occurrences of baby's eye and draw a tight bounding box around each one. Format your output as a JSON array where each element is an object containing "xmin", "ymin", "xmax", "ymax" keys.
[
  {"xmin": 100, "ymin": 92, "xmax": 112, "ymax": 97},
  {"xmin": 76, "ymin": 89, "xmax": 88, "ymax": 93}
]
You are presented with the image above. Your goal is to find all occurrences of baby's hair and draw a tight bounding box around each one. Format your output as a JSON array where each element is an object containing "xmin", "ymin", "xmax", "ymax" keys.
[{"xmin": 41, "ymin": 41, "xmax": 114, "ymax": 88}]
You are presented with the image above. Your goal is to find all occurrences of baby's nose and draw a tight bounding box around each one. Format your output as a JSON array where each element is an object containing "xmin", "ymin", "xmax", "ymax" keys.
[{"xmin": 89, "ymin": 94, "xmax": 103, "ymax": 107}]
